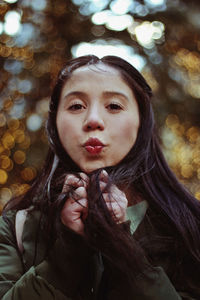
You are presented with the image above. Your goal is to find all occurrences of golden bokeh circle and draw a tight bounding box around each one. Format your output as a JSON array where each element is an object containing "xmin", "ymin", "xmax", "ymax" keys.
[
  {"xmin": 0, "ymin": 169, "xmax": 8, "ymax": 185},
  {"xmin": 13, "ymin": 150, "xmax": 26, "ymax": 164},
  {"xmin": 2, "ymin": 132, "xmax": 15, "ymax": 149},
  {"xmin": 19, "ymin": 135, "xmax": 31, "ymax": 149},
  {"xmin": 0, "ymin": 155, "xmax": 11, "ymax": 170},
  {"xmin": 13, "ymin": 129, "xmax": 25, "ymax": 143},
  {"xmin": 8, "ymin": 119, "xmax": 20, "ymax": 131},
  {"xmin": 195, "ymin": 192, "xmax": 200, "ymax": 201},
  {"xmin": 21, "ymin": 167, "xmax": 37, "ymax": 182},
  {"xmin": 181, "ymin": 164, "xmax": 194, "ymax": 179},
  {"xmin": 0, "ymin": 113, "xmax": 6, "ymax": 127},
  {"xmin": 0, "ymin": 188, "xmax": 12, "ymax": 203}
]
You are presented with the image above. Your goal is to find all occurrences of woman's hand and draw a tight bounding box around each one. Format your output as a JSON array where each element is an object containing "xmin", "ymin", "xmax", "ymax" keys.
[
  {"xmin": 60, "ymin": 173, "xmax": 89, "ymax": 235},
  {"xmin": 100, "ymin": 170, "xmax": 128, "ymax": 224},
  {"xmin": 60, "ymin": 170, "xmax": 128, "ymax": 236}
]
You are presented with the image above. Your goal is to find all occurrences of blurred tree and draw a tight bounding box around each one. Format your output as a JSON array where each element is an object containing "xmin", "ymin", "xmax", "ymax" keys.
[{"xmin": 0, "ymin": 0, "xmax": 200, "ymax": 210}]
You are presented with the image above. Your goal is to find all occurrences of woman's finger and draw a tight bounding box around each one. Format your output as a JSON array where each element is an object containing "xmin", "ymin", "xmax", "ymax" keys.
[
  {"xmin": 103, "ymin": 194, "xmax": 121, "ymax": 210},
  {"xmin": 110, "ymin": 185, "xmax": 128, "ymax": 206},
  {"xmin": 73, "ymin": 186, "xmax": 87, "ymax": 201},
  {"xmin": 79, "ymin": 172, "xmax": 89, "ymax": 187},
  {"xmin": 61, "ymin": 198, "xmax": 88, "ymax": 221},
  {"xmin": 70, "ymin": 198, "xmax": 88, "ymax": 212},
  {"xmin": 103, "ymin": 186, "xmax": 128, "ymax": 223},
  {"xmin": 62, "ymin": 173, "xmax": 88, "ymax": 192},
  {"xmin": 99, "ymin": 180, "xmax": 107, "ymax": 191},
  {"xmin": 102, "ymin": 185, "xmax": 127, "ymax": 206},
  {"xmin": 99, "ymin": 169, "xmax": 109, "ymax": 183},
  {"xmin": 61, "ymin": 197, "xmax": 88, "ymax": 235},
  {"xmin": 104, "ymin": 196, "xmax": 126, "ymax": 223}
]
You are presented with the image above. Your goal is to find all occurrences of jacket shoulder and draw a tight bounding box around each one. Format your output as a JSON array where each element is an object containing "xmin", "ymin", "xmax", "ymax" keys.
[{"xmin": 0, "ymin": 210, "xmax": 17, "ymax": 245}]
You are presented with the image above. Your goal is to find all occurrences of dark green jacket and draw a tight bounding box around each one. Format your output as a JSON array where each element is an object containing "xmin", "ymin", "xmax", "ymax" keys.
[{"xmin": 0, "ymin": 206, "xmax": 198, "ymax": 299}]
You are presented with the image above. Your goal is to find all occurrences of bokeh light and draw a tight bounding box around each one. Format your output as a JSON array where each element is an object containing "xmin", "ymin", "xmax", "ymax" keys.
[
  {"xmin": 3, "ymin": 0, "xmax": 18, "ymax": 3},
  {"xmin": 4, "ymin": 11, "xmax": 22, "ymax": 36},
  {"xmin": 0, "ymin": 22, "xmax": 3, "ymax": 35},
  {"xmin": 110, "ymin": 0, "xmax": 133, "ymax": 15},
  {"xmin": 71, "ymin": 40, "xmax": 146, "ymax": 71},
  {"xmin": 105, "ymin": 14, "xmax": 133, "ymax": 31},
  {"xmin": 144, "ymin": 0, "xmax": 165, "ymax": 7},
  {"xmin": 30, "ymin": 0, "xmax": 47, "ymax": 11},
  {"xmin": 0, "ymin": 170, "xmax": 8, "ymax": 185},
  {"xmin": 21, "ymin": 167, "xmax": 37, "ymax": 182},
  {"xmin": 13, "ymin": 150, "xmax": 26, "ymax": 164},
  {"xmin": 92, "ymin": 10, "xmax": 133, "ymax": 31},
  {"xmin": 2, "ymin": 132, "xmax": 15, "ymax": 149},
  {"xmin": 10, "ymin": 183, "xmax": 30, "ymax": 197},
  {"xmin": 0, "ymin": 188, "xmax": 12, "ymax": 204},
  {"xmin": 0, "ymin": 155, "xmax": 13, "ymax": 172},
  {"xmin": 135, "ymin": 21, "xmax": 165, "ymax": 49},
  {"xmin": 0, "ymin": 114, "xmax": 6, "ymax": 127},
  {"xmin": 162, "ymin": 114, "xmax": 200, "ymax": 195},
  {"xmin": 26, "ymin": 114, "xmax": 43, "ymax": 132}
]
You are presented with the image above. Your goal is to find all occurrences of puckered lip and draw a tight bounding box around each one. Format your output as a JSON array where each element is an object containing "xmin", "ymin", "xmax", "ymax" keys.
[{"xmin": 84, "ymin": 137, "xmax": 104, "ymax": 147}]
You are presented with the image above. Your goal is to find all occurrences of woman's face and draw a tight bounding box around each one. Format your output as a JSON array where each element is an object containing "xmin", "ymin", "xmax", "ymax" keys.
[{"xmin": 56, "ymin": 63, "xmax": 140, "ymax": 173}]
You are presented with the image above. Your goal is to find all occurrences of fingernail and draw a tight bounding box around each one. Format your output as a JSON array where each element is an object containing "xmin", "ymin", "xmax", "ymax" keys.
[
  {"xmin": 102, "ymin": 170, "xmax": 108, "ymax": 176},
  {"xmin": 65, "ymin": 175, "xmax": 73, "ymax": 182},
  {"xmin": 100, "ymin": 181, "xmax": 106, "ymax": 190}
]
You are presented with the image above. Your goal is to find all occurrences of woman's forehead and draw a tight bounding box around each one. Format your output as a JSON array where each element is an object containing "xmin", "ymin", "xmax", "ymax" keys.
[
  {"xmin": 58, "ymin": 62, "xmax": 138, "ymax": 108},
  {"xmin": 61, "ymin": 63, "xmax": 133, "ymax": 96}
]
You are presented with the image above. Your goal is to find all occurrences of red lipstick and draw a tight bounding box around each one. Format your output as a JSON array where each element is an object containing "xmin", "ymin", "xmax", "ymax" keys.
[{"xmin": 84, "ymin": 138, "xmax": 104, "ymax": 154}]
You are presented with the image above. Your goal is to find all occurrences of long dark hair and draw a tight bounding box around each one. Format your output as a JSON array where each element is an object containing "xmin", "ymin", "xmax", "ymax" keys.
[{"xmin": 4, "ymin": 55, "xmax": 200, "ymax": 287}]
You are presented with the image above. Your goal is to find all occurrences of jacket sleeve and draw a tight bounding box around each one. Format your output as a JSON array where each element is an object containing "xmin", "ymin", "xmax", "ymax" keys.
[
  {"xmin": 103, "ymin": 255, "xmax": 183, "ymax": 300},
  {"xmin": 0, "ymin": 212, "xmax": 91, "ymax": 300},
  {"xmin": 104, "ymin": 225, "xmax": 195, "ymax": 300},
  {"xmin": 102, "ymin": 221, "xmax": 183, "ymax": 300},
  {"xmin": 132, "ymin": 266, "xmax": 182, "ymax": 300},
  {"xmin": 125, "ymin": 266, "xmax": 198, "ymax": 299}
]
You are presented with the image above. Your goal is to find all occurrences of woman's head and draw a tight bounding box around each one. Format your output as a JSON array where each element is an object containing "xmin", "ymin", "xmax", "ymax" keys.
[
  {"xmin": 56, "ymin": 63, "xmax": 140, "ymax": 173},
  {"xmin": 47, "ymin": 55, "xmax": 155, "ymax": 175}
]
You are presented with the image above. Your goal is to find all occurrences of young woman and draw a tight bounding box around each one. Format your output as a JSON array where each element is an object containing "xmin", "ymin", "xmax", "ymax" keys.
[{"xmin": 0, "ymin": 55, "xmax": 200, "ymax": 300}]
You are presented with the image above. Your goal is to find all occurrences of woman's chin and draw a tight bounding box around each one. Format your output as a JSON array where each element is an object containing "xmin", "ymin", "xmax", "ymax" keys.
[{"xmin": 79, "ymin": 162, "xmax": 108, "ymax": 174}]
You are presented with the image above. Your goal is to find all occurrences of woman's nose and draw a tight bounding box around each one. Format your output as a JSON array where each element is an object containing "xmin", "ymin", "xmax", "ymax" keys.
[{"xmin": 83, "ymin": 107, "xmax": 105, "ymax": 131}]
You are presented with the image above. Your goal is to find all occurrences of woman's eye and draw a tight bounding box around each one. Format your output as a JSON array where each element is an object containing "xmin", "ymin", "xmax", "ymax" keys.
[
  {"xmin": 107, "ymin": 103, "xmax": 123, "ymax": 111},
  {"xmin": 68, "ymin": 103, "xmax": 84, "ymax": 111}
]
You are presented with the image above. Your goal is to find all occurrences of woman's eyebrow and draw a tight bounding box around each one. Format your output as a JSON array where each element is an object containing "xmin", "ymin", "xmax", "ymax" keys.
[
  {"xmin": 103, "ymin": 91, "xmax": 130, "ymax": 101},
  {"xmin": 62, "ymin": 91, "xmax": 130, "ymax": 102},
  {"xmin": 63, "ymin": 91, "xmax": 87, "ymax": 99}
]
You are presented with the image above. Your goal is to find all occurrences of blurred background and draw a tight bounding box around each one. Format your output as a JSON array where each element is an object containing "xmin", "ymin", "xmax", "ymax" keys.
[{"xmin": 0, "ymin": 0, "xmax": 200, "ymax": 211}]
